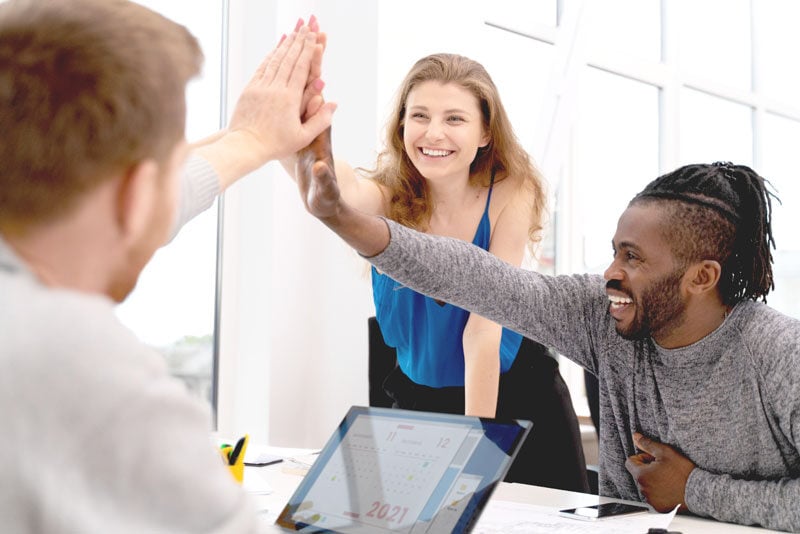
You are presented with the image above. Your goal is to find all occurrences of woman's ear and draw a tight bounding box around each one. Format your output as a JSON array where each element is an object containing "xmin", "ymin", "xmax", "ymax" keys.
[
  {"xmin": 115, "ymin": 159, "xmax": 159, "ymax": 244},
  {"xmin": 685, "ymin": 259, "xmax": 723, "ymax": 296}
]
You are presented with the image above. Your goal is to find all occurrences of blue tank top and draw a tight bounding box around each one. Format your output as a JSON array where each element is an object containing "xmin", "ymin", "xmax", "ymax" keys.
[{"xmin": 371, "ymin": 179, "xmax": 524, "ymax": 387}]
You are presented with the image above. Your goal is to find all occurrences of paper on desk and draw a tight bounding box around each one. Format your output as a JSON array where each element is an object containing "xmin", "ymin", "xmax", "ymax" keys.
[
  {"xmin": 242, "ymin": 469, "xmax": 274, "ymax": 495},
  {"xmin": 474, "ymin": 500, "xmax": 678, "ymax": 534}
]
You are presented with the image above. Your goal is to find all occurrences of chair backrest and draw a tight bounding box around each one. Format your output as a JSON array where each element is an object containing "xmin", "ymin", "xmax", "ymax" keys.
[{"xmin": 367, "ymin": 316, "xmax": 397, "ymax": 408}]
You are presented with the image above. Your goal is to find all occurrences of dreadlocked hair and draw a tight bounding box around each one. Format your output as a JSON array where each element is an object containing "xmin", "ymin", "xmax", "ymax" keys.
[{"xmin": 630, "ymin": 162, "xmax": 779, "ymax": 306}]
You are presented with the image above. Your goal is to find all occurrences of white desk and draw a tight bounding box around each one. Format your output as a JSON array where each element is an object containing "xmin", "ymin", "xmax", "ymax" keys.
[{"xmin": 244, "ymin": 458, "xmax": 782, "ymax": 534}]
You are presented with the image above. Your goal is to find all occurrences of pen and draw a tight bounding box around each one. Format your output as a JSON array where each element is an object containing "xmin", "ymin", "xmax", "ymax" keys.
[{"xmin": 229, "ymin": 434, "xmax": 249, "ymax": 466}]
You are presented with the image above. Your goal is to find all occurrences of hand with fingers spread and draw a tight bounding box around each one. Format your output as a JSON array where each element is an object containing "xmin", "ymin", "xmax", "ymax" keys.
[
  {"xmin": 625, "ymin": 432, "xmax": 696, "ymax": 513},
  {"xmin": 194, "ymin": 16, "xmax": 336, "ymax": 189},
  {"xmin": 302, "ymin": 15, "xmax": 327, "ymax": 119},
  {"xmin": 280, "ymin": 16, "xmax": 328, "ymax": 176}
]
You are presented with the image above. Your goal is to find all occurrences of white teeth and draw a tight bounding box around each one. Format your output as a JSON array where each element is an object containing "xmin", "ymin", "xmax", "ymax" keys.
[
  {"xmin": 421, "ymin": 148, "xmax": 452, "ymax": 157},
  {"xmin": 608, "ymin": 295, "xmax": 633, "ymax": 304}
]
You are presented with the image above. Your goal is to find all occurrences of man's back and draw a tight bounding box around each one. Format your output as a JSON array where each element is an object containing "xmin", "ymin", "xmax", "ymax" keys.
[{"xmin": 0, "ymin": 238, "xmax": 260, "ymax": 533}]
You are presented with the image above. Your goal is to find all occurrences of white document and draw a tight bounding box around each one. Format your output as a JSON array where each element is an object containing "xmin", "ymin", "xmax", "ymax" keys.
[
  {"xmin": 243, "ymin": 469, "xmax": 274, "ymax": 495},
  {"xmin": 474, "ymin": 499, "xmax": 678, "ymax": 534}
]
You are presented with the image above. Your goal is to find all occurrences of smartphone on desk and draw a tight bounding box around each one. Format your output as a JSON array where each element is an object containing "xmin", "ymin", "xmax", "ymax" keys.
[{"xmin": 559, "ymin": 502, "xmax": 650, "ymax": 520}]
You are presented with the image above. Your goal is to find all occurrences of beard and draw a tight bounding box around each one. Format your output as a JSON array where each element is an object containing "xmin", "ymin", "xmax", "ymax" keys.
[{"xmin": 615, "ymin": 267, "xmax": 687, "ymax": 341}]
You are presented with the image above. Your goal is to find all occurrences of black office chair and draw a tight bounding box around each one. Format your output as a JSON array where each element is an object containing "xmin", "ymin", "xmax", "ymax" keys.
[
  {"xmin": 584, "ymin": 369, "xmax": 601, "ymax": 494},
  {"xmin": 367, "ymin": 316, "xmax": 397, "ymax": 408},
  {"xmin": 367, "ymin": 316, "xmax": 591, "ymax": 493}
]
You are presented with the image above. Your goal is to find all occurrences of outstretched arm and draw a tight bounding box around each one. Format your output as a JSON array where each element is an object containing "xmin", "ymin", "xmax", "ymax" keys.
[
  {"xmin": 295, "ymin": 127, "xmax": 389, "ymax": 257},
  {"xmin": 280, "ymin": 28, "xmax": 385, "ymax": 215}
]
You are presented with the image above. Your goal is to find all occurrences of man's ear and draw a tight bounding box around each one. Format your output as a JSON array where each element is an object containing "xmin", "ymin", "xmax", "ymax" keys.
[
  {"xmin": 684, "ymin": 260, "xmax": 723, "ymax": 296},
  {"xmin": 115, "ymin": 159, "xmax": 159, "ymax": 243}
]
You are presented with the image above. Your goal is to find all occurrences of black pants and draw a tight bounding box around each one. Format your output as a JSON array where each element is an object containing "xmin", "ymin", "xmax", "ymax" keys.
[{"xmin": 382, "ymin": 337, "xmax": 590, "ymax": 493}]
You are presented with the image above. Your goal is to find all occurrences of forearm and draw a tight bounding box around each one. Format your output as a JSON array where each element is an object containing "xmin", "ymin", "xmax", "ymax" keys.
[
  {"xmin": 297, "ymin": 127, "xmax": 389, "ymax": 257},
  {"xmin": 685, "ymin": 468, "xmax": 800, "ymax": 531},
  {"xmin": 192, "ymin": 131, "xmax": 268, "ymax": 191},
  {"xmin": 188, "ymin": 129, "xmax": 227, "ymax": 150},
  {"xmin": 462, "ymin": 326, "xmax": 502, "ymax": 418},
  {"xmin": 319, "ymin": 205, "xmax": 390, "ymax": 258}
]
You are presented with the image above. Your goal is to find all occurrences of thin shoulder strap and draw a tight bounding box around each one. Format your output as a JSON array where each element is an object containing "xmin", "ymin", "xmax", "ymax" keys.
[{"xmin": 483, "ymin": 169, "xmax": 496, "ymax": 214}]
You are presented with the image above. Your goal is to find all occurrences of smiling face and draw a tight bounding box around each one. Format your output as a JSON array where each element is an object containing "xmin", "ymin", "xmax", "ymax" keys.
[
  {"xmin": 402, "ymin": 81, "xmax": 489, "ymax": 184},
  {"xmin": 604, "ymin": 204, "xmax": 690, "ymax": 343}
]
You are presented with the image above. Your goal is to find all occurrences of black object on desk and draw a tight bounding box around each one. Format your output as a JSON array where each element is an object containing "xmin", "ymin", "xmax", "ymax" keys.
[{"xmin": 244, "ymin": 452, "xmax": 284, "ymax": 467}]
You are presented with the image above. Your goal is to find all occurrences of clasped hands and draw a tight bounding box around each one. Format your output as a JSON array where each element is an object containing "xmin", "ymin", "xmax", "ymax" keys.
[{"xmin": 626, "ymin": 432, "xmax": 696, "ymax": 513}]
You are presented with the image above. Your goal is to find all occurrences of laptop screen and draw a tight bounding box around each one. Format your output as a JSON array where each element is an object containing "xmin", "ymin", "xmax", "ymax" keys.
[{"xmin": 275, "ymin": 406, "xmax": 532, "ymax": 533}]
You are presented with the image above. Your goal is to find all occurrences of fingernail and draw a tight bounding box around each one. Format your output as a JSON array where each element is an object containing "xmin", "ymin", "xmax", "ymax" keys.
[
  {"xmin": 295, "ymin": 18, "xmax": 303, "ymax": 31},
  {"xmin": 312, "ymin": 78, "xmax": 325, "ymax": 91}
]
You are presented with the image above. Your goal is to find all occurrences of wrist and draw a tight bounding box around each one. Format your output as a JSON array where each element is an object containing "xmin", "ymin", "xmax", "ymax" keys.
[{"xmin": 194, "ymin": 131, "xmax": 270, "ymax": 190}]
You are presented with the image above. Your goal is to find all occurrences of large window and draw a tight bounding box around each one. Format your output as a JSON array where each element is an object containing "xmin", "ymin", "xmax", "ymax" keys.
[
  {"xmin": 115, "ymin": 1, "xmax": 225, "ymax": 406},
  {"xmin": 484, "ymin": 0, "xmax": 800, "ymax": 416}
]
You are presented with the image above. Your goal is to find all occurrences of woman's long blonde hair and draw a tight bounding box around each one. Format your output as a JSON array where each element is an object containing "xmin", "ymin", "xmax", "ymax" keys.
[{"xmin": 370, "ymin": 53, "xmax": 546, "ymax": 242}]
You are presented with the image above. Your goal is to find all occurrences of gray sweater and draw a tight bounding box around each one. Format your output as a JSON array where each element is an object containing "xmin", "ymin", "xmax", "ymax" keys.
[{"xmin": 370, "ymin": 219, "xmax": 800, "ymax": 532}]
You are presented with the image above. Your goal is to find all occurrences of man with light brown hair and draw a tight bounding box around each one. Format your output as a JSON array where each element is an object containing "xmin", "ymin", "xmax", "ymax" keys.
[{"xmin": 0, "ymin": 0, "xmax": 333, "ymax": 531}]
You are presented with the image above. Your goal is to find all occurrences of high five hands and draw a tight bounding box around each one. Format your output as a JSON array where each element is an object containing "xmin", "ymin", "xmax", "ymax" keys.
[
  {"xmin": 296, "ymin": 126, "xmax": 340, "ymax": 220},
  {"xmin": 625, "ymin": 432, "xmax": 696, "ymax": 512},
  {"xmin": 192, "ymin": 16, "xmax": 335, "ymax": 189}
]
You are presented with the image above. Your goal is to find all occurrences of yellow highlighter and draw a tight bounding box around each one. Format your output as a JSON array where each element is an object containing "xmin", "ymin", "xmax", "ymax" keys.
[
  {"xmin": 219, "ymin": 445, "xmax": 234, "ymax": 464},
  {"xmin": 226, "ymin": 434, "xmax": 249, "ymax": 484}
]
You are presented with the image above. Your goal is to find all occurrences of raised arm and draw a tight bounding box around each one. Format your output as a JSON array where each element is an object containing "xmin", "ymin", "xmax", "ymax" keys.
[
  {"xmin": 296, "ymin": 127, "xmax": 389, "ymax": 256},
  {"xmin": 297, "ymin": 128, "xmax": 606, "ymax": 360},
  {"xmin": 170, "ymin": 19, "xmax": 337, "ymax": 238},
  {"xmin": 194, "ymin": 22, "xmax": 336, "ymax": 189}
]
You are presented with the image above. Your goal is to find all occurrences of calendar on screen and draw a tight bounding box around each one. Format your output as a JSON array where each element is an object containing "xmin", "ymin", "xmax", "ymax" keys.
[{"xmin": 276, "ymin": 406, "xmax": 532, "ymax": 534}]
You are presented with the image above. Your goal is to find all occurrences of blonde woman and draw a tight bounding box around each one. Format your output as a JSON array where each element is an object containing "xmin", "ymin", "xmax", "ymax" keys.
[{"xmin": 287, "ymin": 53, "xmax": 587, "ymax": 491}]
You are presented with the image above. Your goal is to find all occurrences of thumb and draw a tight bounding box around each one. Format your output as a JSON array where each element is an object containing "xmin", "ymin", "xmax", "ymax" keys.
[
  {"xmin": 306, "ymin": 159, "xmax": 340, "ymax": 219},
  {"xmin": 312, "ymin": 159, "xmax": 334, "ymax": 181},
  {"xmin": 302, "ymin": 102, "xmax": 337, "ymax": 142},
  {"xmin": 633, "ymin": 432, "xmax": 661, "ymax": 457}
]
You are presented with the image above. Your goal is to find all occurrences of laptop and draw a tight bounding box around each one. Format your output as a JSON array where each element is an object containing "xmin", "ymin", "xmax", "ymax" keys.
[{"xmin": 275, "ymin": 406, "xmax": 532, "ymax": 533}]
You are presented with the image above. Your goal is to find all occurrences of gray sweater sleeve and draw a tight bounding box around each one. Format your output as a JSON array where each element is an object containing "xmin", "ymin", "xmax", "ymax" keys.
[
  {"xmin": 686, "ymin": 469, "xmax": 800, "ymax": 532},
  {"xmin": 167, "ymin": 154, "xmax": 221, "ymax": 242},
  {"xmin": 370, "ymin": 219, "xmax": 611, "ymax": 373},
  {"xmin": 374, "ymin": 220, "xmax": 800, "ymax": 532}
]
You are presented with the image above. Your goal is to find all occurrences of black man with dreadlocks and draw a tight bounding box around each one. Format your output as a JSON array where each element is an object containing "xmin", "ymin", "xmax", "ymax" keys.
[{"xmin": 295, "ymin": 134, "xmax": 800, "ymax": 532}]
